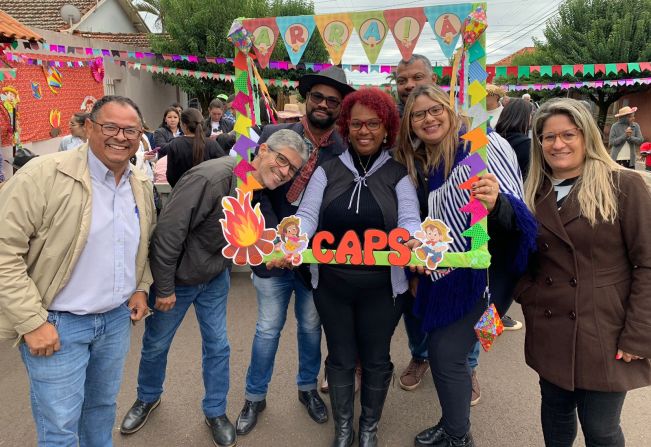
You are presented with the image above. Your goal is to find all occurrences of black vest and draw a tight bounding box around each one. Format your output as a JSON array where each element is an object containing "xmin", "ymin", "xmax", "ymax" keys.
[{"xmin": 318, "ymin": 154, "xmax": 408, "ymax": 233}]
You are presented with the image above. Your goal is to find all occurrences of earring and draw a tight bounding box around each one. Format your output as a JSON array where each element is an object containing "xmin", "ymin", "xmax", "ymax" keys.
[{"xmin": 383, "ymin": 135, "xmax": 387, "ymax": 144}]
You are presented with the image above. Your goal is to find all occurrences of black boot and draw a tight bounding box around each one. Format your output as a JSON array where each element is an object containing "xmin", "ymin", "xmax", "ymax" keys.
[
  {"xmin": 358, "ymin": 364, "xmax": 393, "ymax": 447},
  {"xmin": 326, "ymin": 364, "xmax": 356, "ymax": 447},
  {"xmin": 447, "ymin": 432, "xmax": 474, "ymax": 447}
]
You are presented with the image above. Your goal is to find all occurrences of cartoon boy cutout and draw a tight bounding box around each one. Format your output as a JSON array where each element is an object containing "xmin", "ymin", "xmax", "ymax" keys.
[{"xmin": 414, "ymin": 218, "xmax": 453, "ymax": 270}]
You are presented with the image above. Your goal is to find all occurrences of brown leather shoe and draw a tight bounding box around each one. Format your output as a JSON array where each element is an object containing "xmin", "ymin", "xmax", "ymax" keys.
[
  {"xmin": 470, "ymin": 369, "xmax": 481, "ymax": 406},
  {"xmin": 399, "ymin": 358, "xmax": 429, "ymax": 391}
]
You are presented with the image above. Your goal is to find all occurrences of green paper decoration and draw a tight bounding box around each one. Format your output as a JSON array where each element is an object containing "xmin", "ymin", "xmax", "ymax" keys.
[
  {"xmin": 583, "ymin": 64, "xmax": 594, "ymax": 76},
  {"xmin": 434, "ymin": 66, "xmax": 443, "ymax": 77},
  {"xmin": 540, "ymin": 66, "xmax": 552, "ymax": 77},
  {"xmin": 468, "ymin": 41, "xmax": 485, "ymax": 63},
  {"xmin": 495, "ymin": 66, "xmax": 507, "ymax": 78},
  {"xmin": 561, "ymin": 65, "xmax": 573, "ymax": 76},
  {"xmin": 628, "ymin": 63, "xmax": 640, "ymax": 73},
  {"xmin": 462, "ymin": 223, "xmax": 490, "ymax": 250},
  {"xmin": 234, "ymin": 71, "xmax": 249, "ymax": 93},
  {"xmin": 518, "ymin": 66, "xmax": 530, "ymax": 78},
  {"xmin": 605, "ymin": 63, "xmax": 617, "ymax": 75}
]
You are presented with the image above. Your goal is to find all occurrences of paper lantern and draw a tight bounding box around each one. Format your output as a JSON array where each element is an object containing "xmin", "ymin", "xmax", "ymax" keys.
[{"xmin": 474, "ymin": 303, "xmax": 503, "ymax": 351}]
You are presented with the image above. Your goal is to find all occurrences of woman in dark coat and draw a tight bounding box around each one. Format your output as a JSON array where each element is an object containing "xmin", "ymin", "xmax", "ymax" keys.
[
  {"xmin": 165, "ymin": 108, "xmax": 226, "ymax": 187},
  {"xmin": 495, "ymin": 98, "xmax": 533, "ymax": 179},
  {"xmin": 516, "ymin": 98, "xmax": 651, "ymax": 446},
  {"xmin": 153, "ymin": 107, "xmax": 183, "ymax": 152}
]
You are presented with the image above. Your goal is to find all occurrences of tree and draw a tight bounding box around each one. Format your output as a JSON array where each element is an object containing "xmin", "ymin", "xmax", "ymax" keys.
[
  {"xmin": 509, "ymin": 0, "xmax": 651, "ymax": 129},
  {"xmin": 132, "ymin": 0, "xmax": 164, "ymax": 32},
  {"xmin": 150, "ymin": 0, "xmax": 329, "ymax": 109}
]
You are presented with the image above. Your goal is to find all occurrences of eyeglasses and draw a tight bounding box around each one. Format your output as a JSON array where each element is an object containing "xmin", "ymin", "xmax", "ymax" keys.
[
  {"xmin": 410, "ymin": 105, "xmax": 445, "ymax": 122},
  {"xmin": 308, "ymin": 91, "xmax": 341, "ymax": 109},
  {"xmin": 269, "ymin": 147, "xmax": 301, "ymax": 176},
  {"xmin": 538, "ymin": 127, "xmax": 582, "ymax": 147},
  {"xmin": 349, "ymin": 119, "xmax": 383, "ymax": 131},
  {"xmin": 91, "ymin": 119, "xmax": 143, "ymax": 140}
]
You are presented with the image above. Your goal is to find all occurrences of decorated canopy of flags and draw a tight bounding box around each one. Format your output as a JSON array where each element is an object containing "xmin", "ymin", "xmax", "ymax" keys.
[{"xmin": 242, "ymin": 3, "xmax": 478, "ymax": 66}]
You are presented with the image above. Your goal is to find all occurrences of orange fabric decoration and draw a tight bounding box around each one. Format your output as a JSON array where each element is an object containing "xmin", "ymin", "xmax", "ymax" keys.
[{"xmin": 0, "ymin": 55, "xmax": 103, "ymax": 145}]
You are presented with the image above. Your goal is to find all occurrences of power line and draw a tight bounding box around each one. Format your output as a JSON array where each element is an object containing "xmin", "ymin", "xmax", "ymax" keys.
[{"xmin": 487, "ymin": 8, "xmax": 559, "ymax": 55}]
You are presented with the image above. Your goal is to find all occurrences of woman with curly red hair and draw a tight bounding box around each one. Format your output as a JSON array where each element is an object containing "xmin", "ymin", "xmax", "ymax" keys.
[{"xmin": 295, "ymin": 87, "xmax": 422, "ymax": 447}]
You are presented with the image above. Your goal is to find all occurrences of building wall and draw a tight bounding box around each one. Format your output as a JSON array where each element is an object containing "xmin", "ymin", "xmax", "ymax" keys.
[
  {"xmin": 77, "ymin": 0, "xmax": 137, "ymax": 33},
  {"xmin": 1, "ymin": 28, "xmax": 186, "ymax": 180}
]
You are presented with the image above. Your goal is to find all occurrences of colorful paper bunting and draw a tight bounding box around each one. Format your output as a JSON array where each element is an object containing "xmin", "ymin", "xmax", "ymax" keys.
[
  {"xmin": 462, "ymin": 223, "xmax": 490, "ymax": 250},
  {"xmin": 350, "ymin": 11, "xmax": 390, "ymax": 64},
  {"xmin": 467, "ymin": 80, "xmax": 487, "ymax": 106},
  {"xmin": 383, "ymin": 8, "xmax": 427, "ymax": 62},
  {"xmin": 232, "ymin": 136, "xmax": 257, "ymax": 159},
  {"xmin": 459, "ymin": 151, "xmax": 487, "ymax": 177},
  {"xmin": 243, "ymin": 18, "xmax": 280, "ymax": 69},
  {"xmin": 234, "ymin": 159, "xmax": 256, "ymax": 181},
  {"xmin": 468, "ymin": 61, "xmax": 488, "ymax": 83},
  {"xmin": 240, "ymin": 173, "xmax": 264, "ymax": 194},
  {"xmin": 234, "ymin": 115, "xmax": 253, "ymax": 136},
  {"xmin": 276, "ymin": 15, "xmax": 316, "ymax": 65},
  {"xmin": 423, "ymin": 4, "xmax": 473, "ymax": 59},
  {"xmin": 465, "ymin": 104, "xmax": 490, "ymax": 130},
  {"xmin": 460, "ymin": 199, "xmax": 489, "ymax": 226},
  {"xmin": 314, "ymin": 13, "xmax": 354, "ymax": 65}
]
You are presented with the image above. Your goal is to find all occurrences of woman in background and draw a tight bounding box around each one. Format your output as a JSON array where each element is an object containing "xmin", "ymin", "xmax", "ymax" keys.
[
  {"xmin": 154, "ymin": 107, "xmax": 182, "ymax": 151},
  {"xmin": 165, "ymin": 108, "xmax": 226, "ymax": 187},
  {"xmin": 496, "ymin": 98, "xmax": 533, "ymax": 179},
  {"xmin": 59, "ymin": 112, "xmax": 89, "ymax": 151}
]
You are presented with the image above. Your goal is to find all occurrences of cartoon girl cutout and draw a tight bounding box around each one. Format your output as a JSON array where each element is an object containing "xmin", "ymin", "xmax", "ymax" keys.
[
  {"xmin": 414, "ymin": 218, "xmax": 453, "ymax": 270},
  {"xmin": 277, "ymin": 216, "xmax": 309, "ymax": 266}
]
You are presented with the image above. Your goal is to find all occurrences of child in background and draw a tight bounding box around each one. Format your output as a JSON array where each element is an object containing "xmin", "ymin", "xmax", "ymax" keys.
[
  {"xmin": 640, "ymin": 142, "xmax": 651, "ymax": 171},
  {"xmin": 59, "ymin": 112, "xmax": 89, "ymax": 151}
]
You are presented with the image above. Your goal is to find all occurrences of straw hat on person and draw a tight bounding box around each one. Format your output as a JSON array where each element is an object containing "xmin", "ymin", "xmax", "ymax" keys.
[
  {"xmin": 277, "ymin": 103, "xmax": 304, "ymax": 119},
  {"xmin": 486, "ymin": 84, "xmax": 505, "ymax": 97},
  {"xmin": 614, "ymin": 106, "xmax": 637, "ymax": 117}
]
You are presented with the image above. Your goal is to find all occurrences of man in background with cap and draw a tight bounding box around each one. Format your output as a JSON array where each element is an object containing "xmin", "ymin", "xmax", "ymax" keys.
[
  {"xmin": 235, "ymin": 66, "xmax": 355, "ymax": 437},
  {"xmin": 610, "ymin": 105, "xmax": 644, "ymax": 168},
  {"xmin": 486, "ymin": 84, "xmax": 505, "ymax": 128}
]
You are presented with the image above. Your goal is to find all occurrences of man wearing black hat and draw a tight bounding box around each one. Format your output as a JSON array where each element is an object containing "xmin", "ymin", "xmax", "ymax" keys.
[{"xmin": 235, "ymin": 66, "xmax": 355, "ymax": 436}]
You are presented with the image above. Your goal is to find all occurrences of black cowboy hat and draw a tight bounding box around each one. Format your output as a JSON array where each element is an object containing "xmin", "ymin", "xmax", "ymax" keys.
[{"xmin": 298, "ymin": 66, "xmax": 356, "ymax": 98}]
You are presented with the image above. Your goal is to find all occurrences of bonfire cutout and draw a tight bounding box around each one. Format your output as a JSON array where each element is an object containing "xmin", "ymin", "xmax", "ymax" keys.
[{"xmin": 220, "ymin": 189, "xmax": 277, "ymax": 265}]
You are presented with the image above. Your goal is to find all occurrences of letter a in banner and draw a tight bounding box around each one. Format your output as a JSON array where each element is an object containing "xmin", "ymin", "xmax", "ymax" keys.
[
  {"xmin": 424, "ymin": 4, "xmax": 473, "ymax": 59},
  {"xmin": 350, "ymin": 11, "xmax": 389, "ymax": 64},
  {"xmin": 276, "ymin": 15, "xmax": 316, "ymax": 65},
  {"xmin": 243, "ymin": 18, "xmax": 280, "ymax": 69}
]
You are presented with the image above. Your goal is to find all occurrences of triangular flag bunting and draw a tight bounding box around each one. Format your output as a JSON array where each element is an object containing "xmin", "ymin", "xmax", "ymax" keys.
[
  {"xmin": 276, "ymin": 15, "xmax": 316, "ymax": 65},
  {"xmin": 384, "ymin": 8, "xmax": 427, "ymax": 62},
  {"xmin": 350, "ymin": 11, "xmax": 390, "ymax": 64},
  {"xmin": 461, "ymin": 223, "xmax": 490, "ymax": 250},
  {"xmin": 314, "ymin": 13, "xmax": 354, "ymax": 65},
  {"xmin": 424, "ymin": 4, "xmax": 473, "ymax": 59}
]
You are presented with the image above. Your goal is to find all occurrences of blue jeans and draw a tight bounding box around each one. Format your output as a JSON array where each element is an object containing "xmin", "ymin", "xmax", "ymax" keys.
[
  {"xmin": 137, "ymin": 271, "xmax": 231, "ymax": 418},
  {"xmin": 20, "ymin": 303, "xmax": 132, "ymax": 447},
  {"xmin": 468, "ymin": 342, "xmax": 480, "ymax": 370},
  {"xmin": 245, "ymin": 271, "xmax": 321, "ymax": 401},
  {"xmin": 403, "ymin": 291, "xmax": 428, "ymax": 360}
]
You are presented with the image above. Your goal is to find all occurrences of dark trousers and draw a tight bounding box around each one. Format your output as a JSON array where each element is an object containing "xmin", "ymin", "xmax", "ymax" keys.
[
  {"xmin": 402, "ymin": 291, "xmax": 429, "ymax": 360},
  {"xmin": 540, "ymin": 378, "xmax": 626, "ymax": 447},
  {"xmin": 313, "ymin": 266, "xmax": 404, "ymax": 372},
  {"xmin": 427, "ymin": 297, "xmax": 485, "ymax": 438}
]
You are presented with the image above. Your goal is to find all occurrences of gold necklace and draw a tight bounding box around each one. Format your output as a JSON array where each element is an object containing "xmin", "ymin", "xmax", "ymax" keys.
[{"xmin": 356, "ymin": 152, "xmax": 372, "ymax": 175}]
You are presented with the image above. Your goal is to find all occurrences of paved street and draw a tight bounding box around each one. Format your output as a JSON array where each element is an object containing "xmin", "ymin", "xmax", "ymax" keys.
[{"xmin": 1, "ymin": 273, "xmax": 649, "ymax": 446}]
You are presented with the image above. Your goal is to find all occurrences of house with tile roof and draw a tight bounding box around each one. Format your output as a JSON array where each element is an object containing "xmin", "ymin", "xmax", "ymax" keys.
[{"xmin": 1, "ymin": 0, "xmax": 152, "ymax": 48}]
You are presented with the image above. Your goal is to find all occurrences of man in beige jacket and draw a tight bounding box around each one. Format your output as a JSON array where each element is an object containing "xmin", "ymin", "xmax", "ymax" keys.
[{"xmin": 0, "ymin": 95, "xmax": 156, "ymax": 446}]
